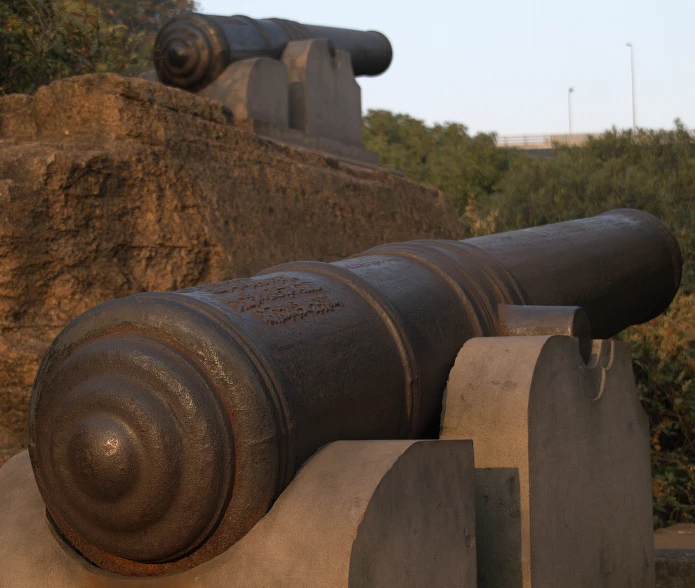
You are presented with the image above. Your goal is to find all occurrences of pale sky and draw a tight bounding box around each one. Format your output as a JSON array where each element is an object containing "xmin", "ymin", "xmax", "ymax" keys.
[{"xmin": 198, "ymin": 0, "xmax": 695, "ymax": 136}]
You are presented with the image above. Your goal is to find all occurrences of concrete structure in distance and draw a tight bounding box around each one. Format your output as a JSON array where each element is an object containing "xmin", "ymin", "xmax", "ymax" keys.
[{"xmin": 496, "ymin": 133, "xmax": 596, "ymax": 150}]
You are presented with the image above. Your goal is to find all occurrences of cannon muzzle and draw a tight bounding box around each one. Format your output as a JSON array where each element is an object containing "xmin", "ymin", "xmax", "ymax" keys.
[
  {"xmin": 28, "ymin": 209, "xmax": 681, "ymax": 576},
  {"xmin": 154, "ymin": 13, "xmax": 393, "ymax": 90}
]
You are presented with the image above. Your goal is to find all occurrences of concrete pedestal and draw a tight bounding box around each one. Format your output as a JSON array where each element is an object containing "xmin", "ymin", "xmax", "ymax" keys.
[
  {"xmin": 140, "ymin": 40, "xmax": 380, "ymax": 167},
  {"xmin": 281, "ymin": 40, "xmax": 363, "ymax": 147},
  {"xmin": 197, "ymin": 58, "xmax": 290, "ymax": 129},
  {"xmin": 441, "ymin": 335, "xmax": 655, "ymax": 588},
  {"xmin": 0, "ymin": 440, "xmax": 476, "ymax": 587}
]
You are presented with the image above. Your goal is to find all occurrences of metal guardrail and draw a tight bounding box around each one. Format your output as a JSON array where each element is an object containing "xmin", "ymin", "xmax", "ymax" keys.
[
  {"xmin": 498, "ymin": 130, "xmax": 695, "ymax": 150},
  {"xmin": 496, "ymin": 133, "xmax": 594, "ymax": 149}
]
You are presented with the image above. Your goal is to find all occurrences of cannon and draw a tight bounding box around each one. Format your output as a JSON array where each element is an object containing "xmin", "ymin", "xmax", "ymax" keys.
[
  {"xmin": 27, "ymin": 209, "xmax": 681, "ymax": 576},
  {"xmin": 147, "ymin": 13, "xmax": 392, "ymax": 166},
  {"xmin": 154, "ymin": 13, "xmax": 393, "ymax": 90}
]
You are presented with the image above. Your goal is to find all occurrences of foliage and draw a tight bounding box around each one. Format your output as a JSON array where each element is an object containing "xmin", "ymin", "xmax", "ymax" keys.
[
  {"xmin": 0, "ymin": 0, "xmax": 197, "ymax": 96},
  {"xmin": 88, "ymin": 0, "xmax": 196, "ymax": 34},
  {"xmin": 0, "ymin": 0, "xmax": 147, "ymax": 95},
  {"xmin": 623, "ymin": 293, "xmax": 695, "ymax": 527},
  {"xmin": 363, "ymin": 110, "xmax": 515, "ymax": 218},
  {"xmin": 365, "ymin": 113, "xmax": 695, "ymax": 527}
]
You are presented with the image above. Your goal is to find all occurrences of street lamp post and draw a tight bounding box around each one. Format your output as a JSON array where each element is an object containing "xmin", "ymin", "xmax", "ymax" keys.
[
  {"xmin": 568, "ymin": 87, "xmax": 574, "ymax": 138},
  {"xmin": 626, "ymin": 42, "xmax": 637, "ymax": 131}
]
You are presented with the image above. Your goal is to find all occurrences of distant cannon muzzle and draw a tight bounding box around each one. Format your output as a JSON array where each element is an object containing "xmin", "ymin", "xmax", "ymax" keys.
[
  {"xmin": 28, "ymin": 209, "xmax": 682, "ymax": 576},
  {"xmin": 154, "ymin": 13, "xmax": 393, "ymax": 90}
]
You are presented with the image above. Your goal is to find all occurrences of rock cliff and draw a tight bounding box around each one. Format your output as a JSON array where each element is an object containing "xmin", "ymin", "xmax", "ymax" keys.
[{"xmin": 0, "ymin": 73, "xmax": 461, "ymax": 465}]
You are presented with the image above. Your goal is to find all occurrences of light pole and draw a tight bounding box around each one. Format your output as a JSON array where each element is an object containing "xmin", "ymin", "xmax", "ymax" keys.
[
  {"xmin": 626, "ymin": 42, "xmax": 637, "ymax": 130},
  {"xmin": 568, "ymin": 87, "xmax": 574, "ymax": 137}
]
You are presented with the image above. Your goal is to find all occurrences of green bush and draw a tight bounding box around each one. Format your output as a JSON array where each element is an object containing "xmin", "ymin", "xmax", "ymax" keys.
[
  {"xmin": 363, "ymin": 110, "xmax": 515, "ymax": 217},
  {"xmin": 0, "ymin": 0, "xmax": 197, "ymax": 96},
  {"xmin": 623, "ymin": 293, "xmax": 695, "ymax": 527},
  {"xmin": 88, "ymin": 0, "xmax": 196, "ymax": 34},
  {"xmin": 0, "ymin": 0, "xmax": 150, "ymax": 95}
]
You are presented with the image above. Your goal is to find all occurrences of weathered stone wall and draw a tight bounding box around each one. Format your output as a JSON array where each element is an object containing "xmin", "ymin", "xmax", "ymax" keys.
[{"xmin": 0, "ymin": 73, "xmax": 462, "ymax": 464}]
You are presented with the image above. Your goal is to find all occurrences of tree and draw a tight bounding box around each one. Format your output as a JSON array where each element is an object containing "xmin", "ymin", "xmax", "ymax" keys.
[
  {"xmin": 0, "ymin": 0, "xmax": 184, "ymax": 95},
  {"xmin": 87, "ymin": 0, "xmax": 198, "ymax": 34},
  {"xmin": 363, "ymin": 109, "xmax": 515, "ymax": 217}
]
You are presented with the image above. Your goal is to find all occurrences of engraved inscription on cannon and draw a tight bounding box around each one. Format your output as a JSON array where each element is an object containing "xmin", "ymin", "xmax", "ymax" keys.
[{"xmin": 192, "ymin": 276, "xmax": 343, "ymax": 324}]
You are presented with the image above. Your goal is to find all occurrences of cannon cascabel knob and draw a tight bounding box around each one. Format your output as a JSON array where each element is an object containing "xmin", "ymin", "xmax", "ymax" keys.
[{"xmin": 32, "ymin": 330, "xmax": 236, "ymax": 566}]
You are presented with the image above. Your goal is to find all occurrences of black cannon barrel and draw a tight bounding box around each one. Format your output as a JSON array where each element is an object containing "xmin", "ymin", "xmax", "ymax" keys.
[
  {"xmin": 466, "ymin": 209, "xmax": 683, "ymax": 339},
  {"xmin": 154, "ymin": 13, "xmax": 393, "ymax": 90},
  {"xmin": 28, "ymin": 209, "xmax": 681, "ymax": 576}
]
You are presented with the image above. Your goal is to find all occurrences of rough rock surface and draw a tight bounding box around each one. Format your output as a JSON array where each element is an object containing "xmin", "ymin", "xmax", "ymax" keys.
[{"xmin": 0, "ymin": 73, "xmax": 461, "ymax": 465}]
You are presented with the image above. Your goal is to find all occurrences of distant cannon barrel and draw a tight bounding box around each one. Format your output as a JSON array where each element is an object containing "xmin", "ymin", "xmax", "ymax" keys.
[
  {"xmin": 28, "ymin": 209, "xmax": 681, "ymax": 576},
  {"xmin": 154, "ymin": 13, "xmax": 393, "ymax": 90}
]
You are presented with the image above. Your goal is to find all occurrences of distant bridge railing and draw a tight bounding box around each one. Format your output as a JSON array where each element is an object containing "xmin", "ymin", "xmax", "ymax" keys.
[
  {"xmin": 496, "ymin": 133, "xmax": 595, "ymax": 150},
  {"xmin": 497, "ymin": 129, "xmax": 695, "ymax": 150}
]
